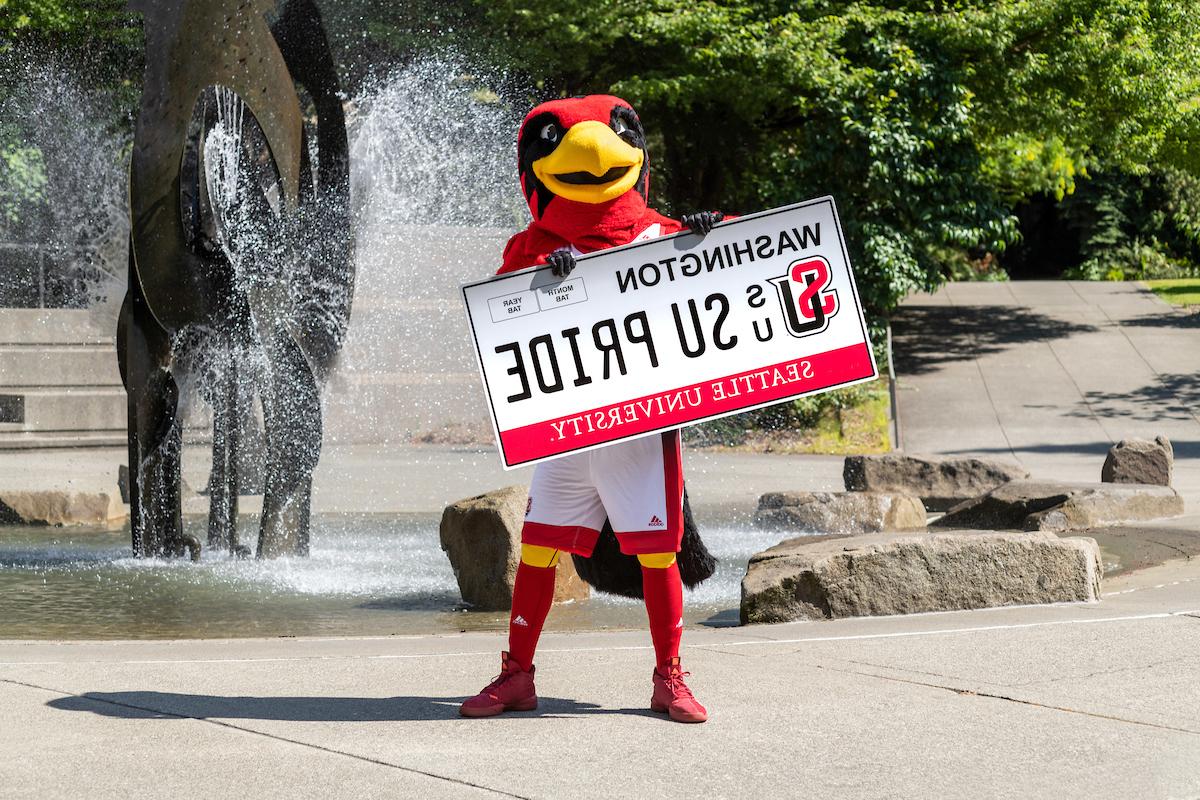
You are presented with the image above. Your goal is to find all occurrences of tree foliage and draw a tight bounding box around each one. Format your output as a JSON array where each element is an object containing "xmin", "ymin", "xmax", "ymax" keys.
[
  {"xmin": 479, "ymin": 0, "xmax": 1200, "ymax": 315},
  {"xmin": 4, "ymin": 1, "xmax": 1199, "ymax": 314},
  {"xmin": 1, "ymin": 0, "xmax": 141, "ymax": 120},
  {"xmin": 1, "ymin": 0, "xmax": 138, "ymax": 51}
]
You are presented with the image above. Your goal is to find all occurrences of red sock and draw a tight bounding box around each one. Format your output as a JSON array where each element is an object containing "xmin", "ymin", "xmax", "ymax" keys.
[
  {"xmin": 507, "ymin": 561, "xmax": 556, "ymax": 668},
  {"xmin": 641, "ymin": 561, "xmax": 684, "ymax": 666}
]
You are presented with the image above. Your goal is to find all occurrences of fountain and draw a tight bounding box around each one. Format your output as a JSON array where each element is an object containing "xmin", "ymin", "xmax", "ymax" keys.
[
  {"xmin": 0, "ymin": 7, "xmax": 773, "ymax": 640},
  {"xmin": 120, "ymin": 0, "xmax": 352, "ymax": 560}
]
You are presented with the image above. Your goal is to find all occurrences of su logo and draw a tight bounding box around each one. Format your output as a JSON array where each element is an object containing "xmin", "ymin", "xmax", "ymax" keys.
[{"xmin": 768, "ymin": 256, "xmax": 839, "ymax": 337}]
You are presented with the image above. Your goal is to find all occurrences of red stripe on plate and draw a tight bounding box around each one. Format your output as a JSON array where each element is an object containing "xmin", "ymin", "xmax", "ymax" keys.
[{"xmin": 500, "ymin": 342, "xmax": 874, "ymax": 465}]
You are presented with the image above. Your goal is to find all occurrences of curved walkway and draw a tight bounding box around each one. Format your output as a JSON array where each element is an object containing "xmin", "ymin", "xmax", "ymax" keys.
[{"xmin": 894, "ymin": 281, "xmax": 1200, "ymax": 504}]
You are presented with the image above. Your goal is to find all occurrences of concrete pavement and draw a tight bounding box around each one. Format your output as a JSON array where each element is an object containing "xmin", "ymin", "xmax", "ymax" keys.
[{"xmin": 2, "ymin": 557, "xmax": 1199, "ymax": 799}]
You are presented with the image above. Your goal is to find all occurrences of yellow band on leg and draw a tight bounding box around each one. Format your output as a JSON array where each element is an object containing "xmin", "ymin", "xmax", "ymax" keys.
[
  {"xmin": 637, "ymin": 552, "xmax": 677, "ymax": 569},
  {"xmin": 520, "ymin": 544, "xmax": 561, "ymax": 568}
]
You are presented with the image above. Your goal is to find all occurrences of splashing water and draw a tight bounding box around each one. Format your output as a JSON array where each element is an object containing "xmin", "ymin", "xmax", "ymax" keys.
[
  {"xmin": 0, "ymin": 514, "xmax": 782, "ymax": 638},
  {"xmin": 350, "ymin": 59, "xmax": 526, "ymax": 229},
  {"xmin": 0, "ymin": 50, "xmax": 781, "ymax": 636},
  {"xmin": 169, "ymin": 59, "xmax": 526, "ymax": 446},
  {"xmin": 326, "ymin": 59, "xmax": 528, "ymax": 443},
  {"xmin": 0, "ymin": 51, "xmax": 130, "ymax": 323},
  {"xmin": 202, "ymin": 86, "xmax": 252, "ymax": 258}
]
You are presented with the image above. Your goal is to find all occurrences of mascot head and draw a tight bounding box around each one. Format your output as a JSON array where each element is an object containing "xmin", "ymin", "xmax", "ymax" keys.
[{"xmin": 517, "ymin": 95, "xmax": 650, "ymax": 221}]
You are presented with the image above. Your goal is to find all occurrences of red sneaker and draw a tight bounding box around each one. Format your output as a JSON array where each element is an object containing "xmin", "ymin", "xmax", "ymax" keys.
[
  {"xmin": 651, "ymin": 657, "xmax": 708, "ymax": 723},
  {"xmin": 459, "ymin": 651, "xmax": 538, "ymax": 718}
]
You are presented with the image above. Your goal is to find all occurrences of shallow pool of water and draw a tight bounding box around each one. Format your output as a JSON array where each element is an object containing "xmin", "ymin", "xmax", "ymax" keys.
[{"xmin": 0, "ymin": 513, "xmax": 788, "ymax": 639}]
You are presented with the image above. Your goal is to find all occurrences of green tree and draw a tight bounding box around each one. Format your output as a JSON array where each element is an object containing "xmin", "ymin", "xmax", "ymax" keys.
[
  {"xmin": 477, "ymin": 0, "xmax": 1200, "ymax": 315},
  {"xmin": 1, "ymin": 0, "xmax": 138, "ymax": 52},
  {"xmin": 1, "ymin": 0, "xmax": 141, "ymax": 122}
]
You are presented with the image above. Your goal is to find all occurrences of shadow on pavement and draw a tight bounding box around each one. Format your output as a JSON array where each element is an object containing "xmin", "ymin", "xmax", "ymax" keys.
[
  {"xmin": 892, "ymin": 305, "xmax": 1099, "ymax": 376},
  {"xmin": 1119, "ymin": 310, "xmax": 1200, "ymax": 329},
  {"xmin": 46, "ymin": 691, "xmax": 660, "ymax": 721},
  {"xmin": 1022, "ymin": 382, "xmax": 1200, "ymax": 429},
  {"xmin": 1088, "ymin": 526, "xmax": 1200, "ymax": 577},
  {"xmin": 1081, "ymin": 376, "xmax": 1200, "ymax": 423},
  {"xmin": 699, "ymin": 608, "xmax": 742, "ymax": 627}
]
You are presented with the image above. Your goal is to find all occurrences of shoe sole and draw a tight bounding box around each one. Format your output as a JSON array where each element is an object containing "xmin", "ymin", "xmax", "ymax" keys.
[
  {"xmin": 651, "ymin": 699, "xmax": 707, "ymax": 723},
  {"xmin": 460, "ymin": 698, "xmax": 538, "ymax": 717}
]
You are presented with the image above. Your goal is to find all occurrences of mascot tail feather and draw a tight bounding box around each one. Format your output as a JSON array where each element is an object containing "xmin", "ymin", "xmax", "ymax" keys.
[{"xmin": 570, "ymin": 489, "xmax": 717, "ymax": 599}]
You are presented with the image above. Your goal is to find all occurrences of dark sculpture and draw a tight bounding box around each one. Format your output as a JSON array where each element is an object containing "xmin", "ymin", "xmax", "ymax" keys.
[{"xmin": 118, "ymin": 0, "xmax": 353, "ymax": 559}]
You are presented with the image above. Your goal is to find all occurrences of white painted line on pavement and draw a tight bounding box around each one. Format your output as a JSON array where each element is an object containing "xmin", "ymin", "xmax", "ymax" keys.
[
  {"xmin": 705, "ymin": 608, "xmax": 1200, "ymax": 648},
  {"xmin": 1107, "ymin": 578, "xmax": 1199, "ymax": 596}
]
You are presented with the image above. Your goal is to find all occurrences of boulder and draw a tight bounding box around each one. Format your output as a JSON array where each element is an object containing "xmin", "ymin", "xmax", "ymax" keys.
[
  {"xmin": 0, "ymin": 489, "xmax": 126, "ymax": 527},
  {"xmin": 440, "ymin": 486, "xmax": 589, "ymax": 610},
  {"xmin": 844, "ymin": 454, "xmax": 1029, "ymax": 511},
  {"xmin": 1102, "ymin": 437, "xmax": 1173, "ymax": 487},
  {"xmin": 755, "ymin": 491, "xmax": 926, "ymax": 534},
  {"xmin": 933, "ymin": 480, "xmax": 1184, "ymax": 532},
  {"xmin": 740, "ymin": 530, "xmax": 1102, "ymax": 624}
]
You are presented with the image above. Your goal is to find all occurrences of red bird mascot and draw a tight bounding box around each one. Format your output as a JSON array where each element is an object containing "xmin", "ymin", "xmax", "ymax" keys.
[{"xmin": 461, "ymin": 95, "xmax": 723, "ymax": 723}]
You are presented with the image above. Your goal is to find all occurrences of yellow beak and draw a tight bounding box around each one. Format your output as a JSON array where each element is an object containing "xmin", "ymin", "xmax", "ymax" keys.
[{"xmin": 532, "ymin": 120, "xmax": 644, "ymax": 204}]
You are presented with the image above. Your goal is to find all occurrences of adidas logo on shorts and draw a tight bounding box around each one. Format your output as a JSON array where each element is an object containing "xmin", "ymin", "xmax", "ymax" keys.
[
  {"xmin": 513, "ymin": 615, "xmax": 529, "ymax": 627},
  {"xmin": 648, "ymin": 515, "xmax": 665, "ymax": 527}
]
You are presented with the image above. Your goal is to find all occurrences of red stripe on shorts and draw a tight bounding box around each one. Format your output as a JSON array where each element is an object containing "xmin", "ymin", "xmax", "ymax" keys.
[
  {"xmin": 520, "ymin": 520, "xmax": 601, "ymax": 558},
  {"xmin": 662, "ymin": 429, "xmax": 684, "ymax": 542},
  {"xmin": 613, "ymin": 431, "xmax": 685, "ymax": 556}
]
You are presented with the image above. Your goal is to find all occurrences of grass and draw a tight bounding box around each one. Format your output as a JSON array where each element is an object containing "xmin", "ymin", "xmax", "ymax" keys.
[
  {"xmin": 685, "ymin": 377, "xmax": 892, "ymax": 455},
  {"xmin": 1146, "ymin": 278, "xmax": 1200, "ymax": 307}
]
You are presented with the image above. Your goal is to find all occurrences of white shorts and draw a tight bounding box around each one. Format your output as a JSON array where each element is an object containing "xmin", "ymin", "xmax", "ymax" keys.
[{"xmin": 521, "ymin": 430, "xmax": 684, "ymax": 556}]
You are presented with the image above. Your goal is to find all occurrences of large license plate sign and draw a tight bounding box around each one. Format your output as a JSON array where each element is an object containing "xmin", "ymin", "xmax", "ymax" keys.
[{"xmin": 462, "ymin": 196, "xmax": 878, "ymax": 468}]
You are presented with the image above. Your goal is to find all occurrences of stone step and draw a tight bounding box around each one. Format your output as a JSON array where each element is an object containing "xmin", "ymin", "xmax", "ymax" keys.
[
  {"xmin": 0, "ymin": 387, "xmax": 126, "ymax": 431},
  {"xmin": 0, "ymin": 345, "xmax": 122, "ymax": 388},
  {"xmin": 0, "ymin": 430, "xmax": 130, "ymax": 449},
  {"xmin": 0, "ymin": 428, "xmax": 211, "ymax": 450},
  {"xmin": 0, "ymin": 389, "xmax": 212, "ymax": 433},
  {"xmin": 0, "ymin": 309, "xmax": 114, "ymax": 345}
]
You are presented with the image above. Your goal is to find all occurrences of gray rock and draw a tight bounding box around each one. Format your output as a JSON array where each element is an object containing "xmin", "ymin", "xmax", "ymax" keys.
[
  {"xmin": 844, "ymin": 454, "xmax": 1029, "ymax": 511},
  {"xmin": 755, "ymin": 491, "xmax": 926, "ymax": 534},
  {"xmin": 0, "ymin": 489, "xmax": 126, "ymax": 527},
  {"xmin": 1102, "ymin": 437, "xmax": 1173, "ymax": 487},
  {"xmin": 933, "ymin": 480, "xmax": 1184, "ymax": 532},
  {"xmin": 740, "ymin": 530, "xmax": 1102, "ymax": 624},
  {"xmin": 439, "ymin": 486, "xmax": 589, "ymax": 610}
]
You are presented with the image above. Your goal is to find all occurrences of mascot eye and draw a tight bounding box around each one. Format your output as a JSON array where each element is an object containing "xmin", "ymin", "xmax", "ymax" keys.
[
  {"xmin": 540, "ymin": 123, "xmax": 558, "ymax": 143},
  {"xmin": 612, "ymin": 119, "xmax": 635, "ymax": 141}
]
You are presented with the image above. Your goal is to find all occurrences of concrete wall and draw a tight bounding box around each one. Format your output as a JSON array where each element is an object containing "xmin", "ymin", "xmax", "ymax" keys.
[
  {"xmin": 0, "ymin": 309, "xmax": 127, "ymax": 448},
  {"xmin": 322, "ymin": 224, "xmax": 509, "ymax": 445},
  {"xmin": 0, "ymin": 225, "xmax": 513, "ymax": 449}
]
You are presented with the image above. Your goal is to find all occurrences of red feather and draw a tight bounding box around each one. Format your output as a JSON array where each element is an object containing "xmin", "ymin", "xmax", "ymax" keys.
[{"xmin": 498, "ymin": 95, "xmax": 686, "ymax": 275}]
